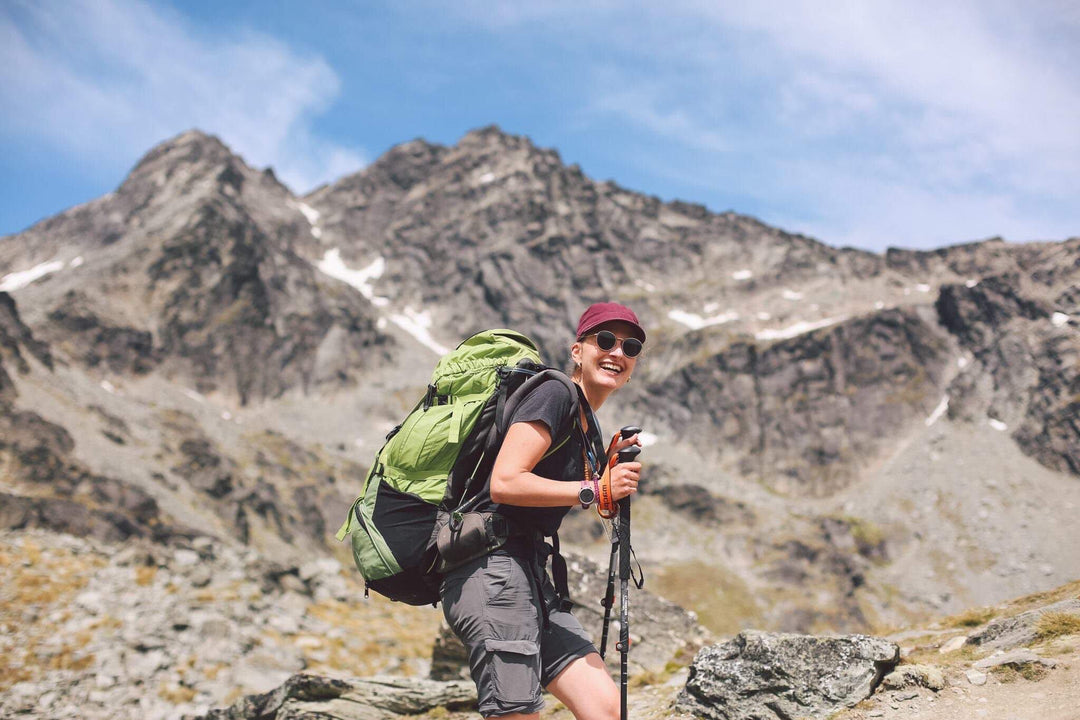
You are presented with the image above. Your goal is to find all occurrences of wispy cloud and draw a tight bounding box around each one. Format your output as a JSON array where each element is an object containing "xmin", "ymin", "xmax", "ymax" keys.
[
  {"xmin": 439, "ymin": 0, "xmax": 1080, "ymax": 248},
  {"xmin": 0, "ymin": 0, "xmax": 365, "ymax": 193}
]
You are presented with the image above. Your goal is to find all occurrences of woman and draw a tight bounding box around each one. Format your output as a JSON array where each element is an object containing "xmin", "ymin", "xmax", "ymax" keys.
[{"xmin": 440, "ymin": 302, "xmax": 645, "ymax": 720}]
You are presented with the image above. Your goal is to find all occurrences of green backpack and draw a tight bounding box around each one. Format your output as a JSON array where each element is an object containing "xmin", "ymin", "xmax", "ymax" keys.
[{"xmin": 335, "ymin": 329, "xmax": 579, "ymax": 605}]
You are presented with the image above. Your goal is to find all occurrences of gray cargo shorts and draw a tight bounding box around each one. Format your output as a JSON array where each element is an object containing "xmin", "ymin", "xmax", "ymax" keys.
[{"xmin": 440, "ymin": 551, "xmax": 597, "ymax": 717}]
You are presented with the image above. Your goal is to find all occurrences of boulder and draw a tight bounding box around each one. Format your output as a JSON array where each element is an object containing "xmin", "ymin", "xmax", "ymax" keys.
[
  {"xmin": 972, "ymin": 649, "xmax": 1056, "ymax": 671},
  {"xmin": 676, "ymin": 631, "xmax": 899, "ymax": 720},
  {"xmin": 881, "ymin": 664, "xmax": 946, "ymax": 691},
  {"xmin": 197, "ymin": 673, "xmax": 476, "ymax": 720},
  {"xmin": 966, "ymin": 598, "xmax": 1080, "ymax": 651}
]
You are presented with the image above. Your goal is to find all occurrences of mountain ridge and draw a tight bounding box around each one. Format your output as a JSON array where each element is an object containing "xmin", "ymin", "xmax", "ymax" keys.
[{"xmin": 0, "ymin": 125, "xmax": 1076, "ymax": 650}]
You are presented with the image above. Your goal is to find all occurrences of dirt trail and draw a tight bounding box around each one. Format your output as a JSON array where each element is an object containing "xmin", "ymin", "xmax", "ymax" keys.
[{"xmin": 840, "ymin": 647, "xmax": 1080, "ymax": 720}]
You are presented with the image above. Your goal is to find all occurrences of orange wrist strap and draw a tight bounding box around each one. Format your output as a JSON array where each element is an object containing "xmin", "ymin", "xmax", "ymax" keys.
[{"xmin": 595, "ymin": 432, "xmax": 622, "ymax": 519}]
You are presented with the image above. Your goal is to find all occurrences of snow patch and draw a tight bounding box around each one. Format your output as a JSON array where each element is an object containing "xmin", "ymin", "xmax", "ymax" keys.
[
  {"xmin": 221, "ymin": 411, "xmax": 232, "ymax": 421},
  {"xmin": 965, "ymin": 279, "xmax": 979, "ymax": 288},
  {"xmin": 376, "ymin": 317, "xmax": 388, "ymax": 330},
  {"xmin": 315, "ymin": 249, "xmax": 389, "ymax": 304},
  {"xmin": 479, "ymin": 172, "xmax": 496, "ymax": 184},
  {"xmin": 637, "ymin": 431, "xmax": 659, "ymax": 448},
  {"xmin": 634, "ymin": 279, "xmax": 656, "ymax": 293},
  {"xmin": 916, "ymin": 283, "xmax": 931, "ymax": 293},
  {"xmin": 958, "ymin": 356, "xmax": 970, "ymax": 369},
  {"xmin": 100, "ymin": 381, "xmax": 116, "ymax": 394},
  {"xmin": 0, "ymin": 259, "xmax": 65, "ymax": 291},
  {"xmin": 703, "ymin": 302, "xmax": 720, "ymax": 314},
  {"xmin": 668, "ymin": 309, "xmax": 738, "ymax": 330},
  {"xmin": 391, "ymin": 307, "xmax": 450, "ymax": 356},
  {"xmin": 1051, "ymin": 312, "xmax": 1069, "ymax": 327},
  {"xmin": 756, "ymin": 312, "xmax": 771, "ymax": 321},
  {"xmin": 874, "ymin": 301, "xmax": 885, "ymax": 309},
  {"xmin": 756, "ymin": 316, "xmax": 845, "ymax": 341},
  {"xmin": 311, "ymin": 226, "xmax": 323, "ymax": 239},
  {"xmin": 296, "ymin": 202, "xmax": 321, "ymax": 225},
  {"xmin": 988, "ymin": 418, "xmax": 1008, "ymax": 432},
  {"xmin": 732, "ymin": 269, "xmax": 752, "ymax": 281},
  {"xmin": 781, "ymin": 289, "xmax": 803, "ymax": 301},
  {"xmin": 69, "ymin": 256, "xmax": 84, "ymax": 269},
  {"xmin": 183, "ymin": 389, "xmax": 205, "ymax": 403},
  {"xmin": 925, "ymin": 396, "xmax": 949, "ymax": 427}
]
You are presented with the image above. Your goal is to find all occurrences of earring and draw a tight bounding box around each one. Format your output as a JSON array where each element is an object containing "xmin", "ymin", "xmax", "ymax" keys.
[{"xmin": 626, "ymin": 376, "xmax": 631, "ymax": 383}]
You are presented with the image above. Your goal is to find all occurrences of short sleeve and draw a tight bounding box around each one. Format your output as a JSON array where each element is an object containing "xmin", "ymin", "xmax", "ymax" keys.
[{"xmin": 507, "ymin": 379, "xmax": 575, "ymax": 440}]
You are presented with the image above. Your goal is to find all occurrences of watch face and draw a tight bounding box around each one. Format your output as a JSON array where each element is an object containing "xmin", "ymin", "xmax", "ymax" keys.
[{"xmin": 579, "ymin": 486, "xmax": 596, "ymax": 504}]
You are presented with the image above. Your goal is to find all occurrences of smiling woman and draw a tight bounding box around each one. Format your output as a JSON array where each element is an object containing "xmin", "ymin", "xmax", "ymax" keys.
[{"xmin": 439, "ymin": 301, "xmax": 646, "ymax": 720}]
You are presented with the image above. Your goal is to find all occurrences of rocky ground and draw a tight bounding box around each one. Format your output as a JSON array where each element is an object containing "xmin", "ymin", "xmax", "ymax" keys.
[
  {"xmin": 0, "ymin": 529, "xmax": 441, "ymax": 720},
  {"xmin": 184, "ymin": 579, "xmax": 1080, "ymax": 720},
  {"xmin": 3, "ymin": 526, "xmax": 1076, "ymax": 720}
]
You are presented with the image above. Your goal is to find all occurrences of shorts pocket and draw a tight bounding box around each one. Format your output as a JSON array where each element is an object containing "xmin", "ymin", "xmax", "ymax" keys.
[
  {"xmin": 482, "ymin": 554, "xmax": 516, "ymax": 604},
  {"xmin": 485, "ymin": 638, "xmax": 541, "ymax": 706}
]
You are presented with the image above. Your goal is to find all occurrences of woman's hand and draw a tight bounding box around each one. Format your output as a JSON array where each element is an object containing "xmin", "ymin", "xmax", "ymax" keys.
[
  {"xmin": 608, "ymin": 459, "xmax": 641, "ymax": 501},
  {"xmin": 606, "ymin": 431, "xmax": 641, "ymax": 463},
  {"xmin": 602, "ymin": 431, "xmax": 642, "ymax": 502}
]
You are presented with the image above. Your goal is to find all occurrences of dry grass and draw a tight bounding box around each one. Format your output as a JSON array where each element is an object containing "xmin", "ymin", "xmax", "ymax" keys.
[
  {"xmin": 904, "ymin": 639, "xmax": 978, "ymax": 668},
  {"xmin": 651, "ymin": 560, "xmax": 761, "ymax": 635},
  {"xmin": 991, "ymin": 662, "xmax": 1050, "ymax": 683},
  {"xmin": 300, "ymin": 593, "xmax": 442, "ymax": 677},
  {"xmin": 1035, "ymin": 611, "xmax": 1080, "ymax": 641},
  {"xmin": 1003, "ymin": 579, "xmax": 1080, "ymax": 615},
  {"xmin": 158, "ymin": 682, "xmax": 197, "ymax": 703},
  {"xmin": 0, "ymin": 537, "xmax": 106, "ymax": 691},
  {"xmin": 947, "ymin": 606, "xmax": 997, "ymax": 628},
  {"xmin": 134, "ymin": 565, "xmax": 158, "ymax": 586}
]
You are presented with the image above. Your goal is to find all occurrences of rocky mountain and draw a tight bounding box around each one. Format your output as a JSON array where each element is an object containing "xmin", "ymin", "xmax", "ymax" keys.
[
  {"xmin": 2, "ymin": 131, "xmax": 397, "ymax": 404},
  {"xmin": 0, "ymin": 126, "xmax": 1077, "ymax": 718}
]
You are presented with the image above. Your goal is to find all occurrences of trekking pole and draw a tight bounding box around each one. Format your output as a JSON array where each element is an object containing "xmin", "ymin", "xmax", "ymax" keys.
[
  {"xmin": 615, "ymin": 426, "xmax": 641, "ymax": 720},
  {"xmin": 599, "ymin": 538, "xmax": 618, "ymax": 659}
]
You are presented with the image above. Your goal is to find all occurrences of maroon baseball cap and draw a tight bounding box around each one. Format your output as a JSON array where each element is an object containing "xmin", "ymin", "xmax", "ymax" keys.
[{"xmin": 575, "ymin": 302, "xmax": 646, "ymax": 342}]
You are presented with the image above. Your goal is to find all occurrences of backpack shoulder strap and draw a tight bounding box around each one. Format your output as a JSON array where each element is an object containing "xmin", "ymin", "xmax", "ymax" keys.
[{"xmin": 496, "ymin": 368, "xmax": 579, "ymax": 437}]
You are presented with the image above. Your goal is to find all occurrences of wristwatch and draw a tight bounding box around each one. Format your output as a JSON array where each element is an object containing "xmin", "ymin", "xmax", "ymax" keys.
[{"xmin": 578, "ymin": 479, "xmax": 597, "ymax": 509}]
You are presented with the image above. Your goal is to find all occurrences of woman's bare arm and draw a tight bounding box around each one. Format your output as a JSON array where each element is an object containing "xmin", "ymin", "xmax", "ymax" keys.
[
  {"xmin": 490, "ymin": 421, "xmax": 640, "ymax": 506},
  {"xmin": 490, "ymin": 421, "xmax": 580, "ymax": 507}
]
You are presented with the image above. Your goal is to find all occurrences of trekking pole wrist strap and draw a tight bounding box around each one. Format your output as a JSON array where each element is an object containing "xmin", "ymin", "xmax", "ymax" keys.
[
  {"xmin": 595, "ymin": 431, "xmax": 623, "ymax": 519},
  {"xmin": 596, "ymin": 461, "xmax": 617, "ymax": 519}
]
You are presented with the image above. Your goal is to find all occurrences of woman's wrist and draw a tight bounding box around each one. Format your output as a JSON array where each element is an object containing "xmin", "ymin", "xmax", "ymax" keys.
[{"xmin": 578, "ymin": 477, "xmax": 598, "ymax": 508}]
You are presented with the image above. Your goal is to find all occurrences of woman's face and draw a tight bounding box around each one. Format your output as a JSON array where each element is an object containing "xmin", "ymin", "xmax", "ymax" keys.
[{"xmin": 571, "ymin": 320, "xmax": 641, "ymax": 393}]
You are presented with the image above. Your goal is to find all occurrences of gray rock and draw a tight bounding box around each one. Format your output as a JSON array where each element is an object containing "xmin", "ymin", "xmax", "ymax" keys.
[
  {"xmin": 972, "ymin": 649, "xmax": 1056, "ymax": 671},
  {"xmin": 197, "ymin": 673, "xmax": 476, "ymax": 720},
  {"xmin": 965, "ymin": 669, "xmax": 987, "ymax": 685},
  {"xmin": 938, "ymin": 635, "xmax": 967, "ymax": 653},
  {"xmin": 676, "ymin": 631, "xmax": 899, "ymax": 720},
  {"xmin": 966, "ymin": 598, "xmax": 1080, "ymax": 650},
  {"xmin": 881, "ymin": 664, "xmax": 946, "ymax": 691},
  {"xmin": 233, "ymin": 651, "xmax": 306, "ymax": 694}
]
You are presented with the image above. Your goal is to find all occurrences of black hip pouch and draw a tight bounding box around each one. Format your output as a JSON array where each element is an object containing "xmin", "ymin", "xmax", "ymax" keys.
[{"xmin": 435, "ymin": 511, "xmax": 511, "ymax": 572}]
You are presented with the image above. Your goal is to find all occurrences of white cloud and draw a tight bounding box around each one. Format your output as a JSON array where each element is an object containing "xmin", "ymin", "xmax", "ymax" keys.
[
  {"xmin": 0, "ymin": 0, "xmax": 365, "ymax": 193},
  {"xmin": 443, "ymin": 0, "xmax": 1080, "ymax": 249}
]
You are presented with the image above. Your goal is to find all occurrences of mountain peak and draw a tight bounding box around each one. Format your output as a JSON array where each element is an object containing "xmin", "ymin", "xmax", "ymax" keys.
[{"xmin": 129, "ymin": 129, "xmax": 234, "ymax": 177}]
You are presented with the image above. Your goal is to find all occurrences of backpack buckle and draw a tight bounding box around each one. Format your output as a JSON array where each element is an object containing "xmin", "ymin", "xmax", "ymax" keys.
[{"xmin": 424, "ymin": 384, "xmax": 449, "ymax": 410}]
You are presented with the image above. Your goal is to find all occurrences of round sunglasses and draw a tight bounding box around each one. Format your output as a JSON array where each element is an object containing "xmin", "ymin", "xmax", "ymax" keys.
[{"xmin": 582, "ymin": 330, "xmax": 644, "ymax": 358}]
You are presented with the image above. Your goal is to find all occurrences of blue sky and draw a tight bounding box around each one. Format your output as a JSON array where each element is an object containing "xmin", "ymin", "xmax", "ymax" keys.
[{"xmin": 2, "ymin": 0, "xmax": 1078, "ymax": 251}]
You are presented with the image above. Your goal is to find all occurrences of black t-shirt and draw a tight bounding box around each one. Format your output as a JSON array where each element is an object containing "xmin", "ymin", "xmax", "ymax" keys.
[{"xmin": 492, "ymin": 379, "xmax": 604, "ymax": 536}]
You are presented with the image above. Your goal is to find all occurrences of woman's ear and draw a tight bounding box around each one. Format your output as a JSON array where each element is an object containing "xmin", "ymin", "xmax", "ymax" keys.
[{"xmin": 570, "ymin": 341, "xmax": 582, "ymax": 367}]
